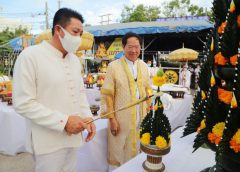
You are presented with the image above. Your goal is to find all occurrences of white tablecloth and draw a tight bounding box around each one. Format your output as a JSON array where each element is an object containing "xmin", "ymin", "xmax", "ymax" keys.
[
  {"xmin": 77, "ymin": 119, "xmax": 108, "ymax": 172},
  {"xmin": 164, "ymin": 94, "xmax": 193, "ymax": 131},
  {"xmin": 114, "ymin": 127, "xmax": 215, "ymax": 172},
  {"xmin": 0, "ymin": 102, "xmax": 28, "ymax": 155},
  {"xmin": 0, "ymin": 87, "xmax": 193, "ymax": 172}
]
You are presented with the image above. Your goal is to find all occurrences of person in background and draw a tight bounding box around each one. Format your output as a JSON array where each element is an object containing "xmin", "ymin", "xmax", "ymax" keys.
[
  {"xmin": 100, "ymin": 32, "xmax": 151, "ymax": 171},
  {"xmin": 12, "ymin": 8, "xmax": 95, "ymax": 172},
  {"xmin": 179, "ymin": 64, "xmax": 192, "ymax": 89},
  {"xmin": 147, "ymin": 60, "xmax": 152, "ymax": 67}
]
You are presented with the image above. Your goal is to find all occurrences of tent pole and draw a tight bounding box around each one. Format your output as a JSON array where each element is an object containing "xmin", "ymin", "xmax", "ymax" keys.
[{"xmin": 141, "ymin": 36, "xmax": 144, "ymax": 61}]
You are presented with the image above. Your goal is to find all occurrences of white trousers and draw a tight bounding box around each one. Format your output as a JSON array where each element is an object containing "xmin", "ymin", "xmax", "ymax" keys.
[{"xmin": 34, "ymin": 148, "xmax": 77, "ymax": 172}]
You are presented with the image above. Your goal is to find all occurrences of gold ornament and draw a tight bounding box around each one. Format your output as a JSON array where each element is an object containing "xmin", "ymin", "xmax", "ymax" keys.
[{"xmin": 164, "ymin": 70, "xmax": 178, "ymax": 84}]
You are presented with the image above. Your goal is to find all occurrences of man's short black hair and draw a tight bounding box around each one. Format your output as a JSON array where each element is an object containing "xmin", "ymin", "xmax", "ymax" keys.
[
  {"xmin": 122, "ymin": 32, "xmax": 142, "ymax": 47},
  {"xmin": 52, "ymin": 8, "xmax": 84, "ymax": 35}
]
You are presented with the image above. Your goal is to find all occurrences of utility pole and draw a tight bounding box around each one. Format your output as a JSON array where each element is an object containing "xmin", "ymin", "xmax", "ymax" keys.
[
  {"xmin": 99, "ymin": 14, "xmax": 112, "ymax": 25},
  {"xmin": 45, "ymin": 1, "xmax": 49, "ymax": 29},
  {"xmin": 57, "ymin": 0, "xmax": 62, "ymax": 9}
]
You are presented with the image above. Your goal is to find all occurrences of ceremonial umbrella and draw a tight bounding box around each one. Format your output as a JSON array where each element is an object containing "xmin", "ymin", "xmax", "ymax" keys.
[{"xmin": 168, "ymin": 45, "xmax": 199, "ymax": 61}]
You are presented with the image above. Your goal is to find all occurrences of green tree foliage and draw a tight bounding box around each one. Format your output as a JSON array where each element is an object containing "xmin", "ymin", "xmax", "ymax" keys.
[
  {"xmin": 0, "ymin": 26, "xmax": 28, "ymax": 45},
  {"xmin": 162, "ymin": 0, "xmax": 212, "ymax": 18},
  {"xmin": 121, "ymin": 4, "xmax": 160, "ymax": 23},
  {"xmin": 120, "ymin": 0, "xmax": 213, "ymax": 23}
]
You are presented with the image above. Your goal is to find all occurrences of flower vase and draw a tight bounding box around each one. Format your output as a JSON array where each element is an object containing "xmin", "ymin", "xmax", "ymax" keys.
[{"xmin": 140, "ymin": 143, "xmax": 170, "ymax": 172}]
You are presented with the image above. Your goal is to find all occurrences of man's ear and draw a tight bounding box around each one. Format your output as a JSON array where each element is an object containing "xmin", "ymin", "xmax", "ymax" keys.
[{"xmin": 54, "ymin": 25, "xmax": 62, "ymax": 37}]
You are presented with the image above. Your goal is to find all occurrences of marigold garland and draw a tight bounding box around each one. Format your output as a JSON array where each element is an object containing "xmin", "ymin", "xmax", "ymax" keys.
[
  {"xmin": 237, "ymin": 15, "xmax": 240, "ymax": 28},
  {"xmin": 230, "ymin": 129, "xmax": 240, "ymax": 153},
  {"xmin": 208, "ymin": 122, "xmax": 225, "ymax": 145},
  {"xmin": 230, "ymin": 0, "xmax": 236, "ymax": 13},
  {"xmin": 218, "ymin": 88, "xmax": 233, "ymax": 104},
  {"xmin": 214, "ymin": 52, "xmax": 228, "ymax": 65},
  {"xmin": 197, "ymin": 119, "xmax": 206, "ymax": 133},
  {"xmin": 218, "ymin": 21, "xmax": 227, "ymax": 34},
  {"xmin": 231, "ymin": 92, "xmax": 238, "ymax": 108},
  {"xmin": 230, "ymin": 54, "xmax": 238, "ymax": 66},
  {"xmin": 201, "ymin": 91, "xmax": 206, "ymax": 100},
  {"xmin": 155, "ymin": 136, "xmax": 168, "ymax": 149},
  {"xmin": 141, "ymin": 133, "xmax": 150, "ymax": 145},
  {"xmin": 211, "ymin": 72, "xmax": 216, "ymax": 87}
]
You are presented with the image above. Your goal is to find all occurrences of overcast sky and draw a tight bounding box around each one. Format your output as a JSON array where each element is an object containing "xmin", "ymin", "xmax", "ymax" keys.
[{"xmin": 0, "ymin": 0, "xmax": 213, "ymax": 34}]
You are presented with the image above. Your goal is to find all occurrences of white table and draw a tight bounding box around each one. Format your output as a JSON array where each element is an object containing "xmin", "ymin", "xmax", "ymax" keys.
[
  {"xmin": 0, "ymin": 87, "xmax": 193, "ymax": 172},
  {"xmin": 0, "ymin": 102, "xmax": 29, "ymax": 155},
  {"xmin": 164, "ymin": 94, "xmax": 193, "ymax": 131},
  {"xmin": 77, "ymin": 119, "xmax": 108, "ymax": 172},
  {"xmin": 114, "ymin": 127, "xmax": 215, "ymax": 172}
]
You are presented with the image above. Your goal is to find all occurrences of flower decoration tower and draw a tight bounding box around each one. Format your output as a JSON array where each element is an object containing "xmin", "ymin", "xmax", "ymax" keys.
[
  {"xmin": 139, "ymin": 68, "xmax": 171, "ymax": 172},
  {"xmin": 183, "ymin": 0, "xmax": 240, "ymax": 171}
]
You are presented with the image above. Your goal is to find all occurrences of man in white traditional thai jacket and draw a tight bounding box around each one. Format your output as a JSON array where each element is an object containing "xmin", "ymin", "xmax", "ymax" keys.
[
  {"xmin": 12, "ymin": 8, "xmax": 96, "ymax": 172},
  {"xmin": 101, "ymin": 32, "xmax": 151, "ymax": 170}
]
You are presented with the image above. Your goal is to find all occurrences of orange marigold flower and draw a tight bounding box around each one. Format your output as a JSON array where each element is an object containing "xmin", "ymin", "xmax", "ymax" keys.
[
  {"xmin": 215, "ymin": 137, "xmax": 221, "ymax": 145},
  {"xmin": 218, "ymin": 88, "xmax": 233, "ymax": 104},
  {"xmin": 208, "ymin": 132, "xmax": 222, "ymax": 145},
  {"xmin": 237, "ymin": 15, "xmax": 240, "ymax": 28},
  {"xmin": 230, "ymin": 54, "xmax": 238, "ymax": 66},
  {"xmin": 218, "ymin": 21, "xmax": 227, "ymax": 34},
  {"xmin": 208, "ymin": 132, "xmax": 217, "ymax": 143},
  {"xmin": 230, "ymin": 139, "xmax": 240, "ymax": 153},
  {"xmin": 214, "ymin": 52, "xmax": 228, "ymax": 65}
]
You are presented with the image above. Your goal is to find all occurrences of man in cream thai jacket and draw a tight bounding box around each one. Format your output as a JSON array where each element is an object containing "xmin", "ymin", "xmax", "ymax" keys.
[{"xmin": 12, "ymin": 8, "xmax": 95, "ymax": 172}]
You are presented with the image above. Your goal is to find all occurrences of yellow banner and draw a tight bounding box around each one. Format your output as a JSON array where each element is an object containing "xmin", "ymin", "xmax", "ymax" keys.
[{"xmin": 107, "ymin": 38, "xmax": 123, "ymax": 59}]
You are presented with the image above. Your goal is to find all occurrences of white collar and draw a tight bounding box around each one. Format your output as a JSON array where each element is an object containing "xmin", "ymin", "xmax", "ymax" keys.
[
  {"xmin": 42, "ymin": 41, "xmax": 64, "ymax": 59},
  {"xmin": 124, "ymin": 57, "xmax": 138, "ymax": 66}
]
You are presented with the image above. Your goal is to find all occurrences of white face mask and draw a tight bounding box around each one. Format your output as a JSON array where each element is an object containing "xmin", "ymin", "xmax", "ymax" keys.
[
  {"xmin": 59, "ymin": 26, "xmax": 82, "ymax": 53},
  {"xmin": 148, "ymin": 64, "xmax": 151, "ymax": 67}
]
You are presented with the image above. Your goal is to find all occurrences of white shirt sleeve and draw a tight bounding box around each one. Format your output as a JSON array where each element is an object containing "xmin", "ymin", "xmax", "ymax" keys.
[{"xmin": 12, "ymin": 51, "xmax": 68, "ymax": 132}]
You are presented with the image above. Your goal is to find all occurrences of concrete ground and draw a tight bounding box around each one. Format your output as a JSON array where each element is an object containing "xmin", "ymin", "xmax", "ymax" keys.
[{"xmin": 0, "ymin": 153, "xmax": 34, "ymax": 172}]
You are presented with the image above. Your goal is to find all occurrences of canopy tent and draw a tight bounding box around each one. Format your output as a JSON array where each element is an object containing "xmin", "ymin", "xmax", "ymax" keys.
[
  {"xmin": 85, "ymin": 16, "xmax": 213, "ymax": 37},
  {"xmin": 84, "ymin": 16, "xmax": 213, "ymax": 61},
  {"xmin": 6, "ymin": 35, "xmax": 35, "ymax": 51}
]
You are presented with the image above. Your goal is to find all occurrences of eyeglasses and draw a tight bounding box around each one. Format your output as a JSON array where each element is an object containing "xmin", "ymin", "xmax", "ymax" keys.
[{"xmin": 125, "ymin": 45, "xmax": 141, "ymax": 50}]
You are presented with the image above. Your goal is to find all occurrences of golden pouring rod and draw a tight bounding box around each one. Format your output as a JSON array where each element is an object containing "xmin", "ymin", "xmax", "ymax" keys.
[{"xmin": 86, "ymin": 91, "xmax": 163, "ymax": 124}]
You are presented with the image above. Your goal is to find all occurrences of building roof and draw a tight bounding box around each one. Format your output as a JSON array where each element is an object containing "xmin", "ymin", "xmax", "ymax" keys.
[{"xmin": 85, "ymin": 16, "xmax": 213, "ymax": 37}]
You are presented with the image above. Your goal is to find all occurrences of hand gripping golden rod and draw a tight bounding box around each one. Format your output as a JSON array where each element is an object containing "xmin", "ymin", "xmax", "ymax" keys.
[{"xmin": 86, "ymin": 91, "xmax": 163, "ymax": 124}]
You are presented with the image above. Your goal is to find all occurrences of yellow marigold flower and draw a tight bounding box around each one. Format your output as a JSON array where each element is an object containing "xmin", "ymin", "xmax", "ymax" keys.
[
  {"xmin": 155, "ymin": 136, "xmax": 167, "ymax": 149},
  {"xmin": 197, "ymin": 119, "xmax": 206, "ymax": 133},
  {"xmin": 141, "ymin": 133, "xmax": 150, "ymax": 145},
  {"xmin": 233, "ymin": 129, "xmax": 240, "ymax": 144},
  {"xmin": 201, "ymin": 91, "xmax": 206, "ymax": 100},
  {"xmin": 153, "ymin": 75, "xmax": 166, "ymax": 86},
  {"xmin": 212, "ymin": 122, "xmax": 225, "ymax": 137},
  {"xmin": 231, "ymin": 92, "xmax": 238, "ymax": 109},
  {"xmin": 210, "ymin": 72, "xmax": 216, "ymax": 87},
  {"xmin": 230, "ymin": 0, "xmax": 236, "ymax": 13}
]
